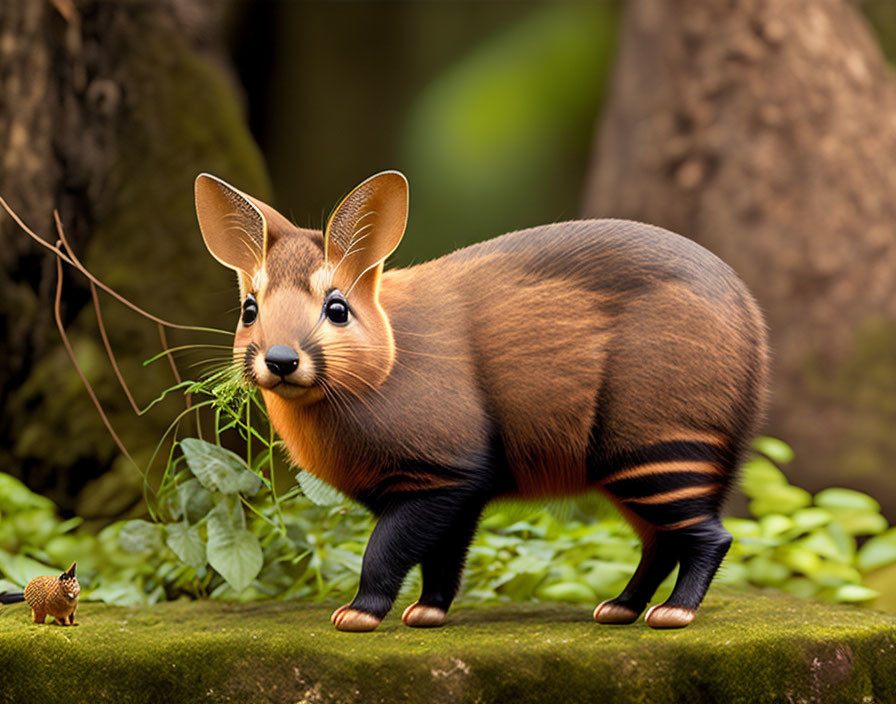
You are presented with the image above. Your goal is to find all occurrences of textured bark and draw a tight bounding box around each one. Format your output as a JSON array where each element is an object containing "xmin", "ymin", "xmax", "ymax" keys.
[
  {"xmin": 584, "ymin": 0, "xmax": 896, "ymax": 512},
  {"xmin": 0, "ymin": 0, "xmax": 268, "ymax": 512}
]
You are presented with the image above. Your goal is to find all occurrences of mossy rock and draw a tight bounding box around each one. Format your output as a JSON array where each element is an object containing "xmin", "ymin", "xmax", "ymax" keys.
[{"xmin": 0, "ymin": 589, "xmax": 894, "ymax": 703}]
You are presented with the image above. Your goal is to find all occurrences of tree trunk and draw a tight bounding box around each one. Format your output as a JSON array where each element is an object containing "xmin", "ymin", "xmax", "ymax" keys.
[
  {"xmin": 584, "ymin": 0, "xmax": 896, "ymax": 513},
  {"xmin": 0, "ymin": 0, "xmax": 268, "ymax": 515}
]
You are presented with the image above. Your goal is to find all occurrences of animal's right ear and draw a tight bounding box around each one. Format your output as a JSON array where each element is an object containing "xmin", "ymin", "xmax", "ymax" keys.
[{"xmin": 195, "ymin": 174, "xmax": 268, "ymax": 275}]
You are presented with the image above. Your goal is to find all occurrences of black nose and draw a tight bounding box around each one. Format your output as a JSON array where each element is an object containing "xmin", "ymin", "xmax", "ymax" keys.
[{"xmin": 265, "ymin": 345, "xmax": 299, "ymax": 377}]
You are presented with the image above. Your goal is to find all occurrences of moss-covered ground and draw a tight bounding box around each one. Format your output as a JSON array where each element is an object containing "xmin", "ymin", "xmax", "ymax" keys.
[{"xmin": 1, "ymin": 588, "xmax": 894, "ymax": 704}]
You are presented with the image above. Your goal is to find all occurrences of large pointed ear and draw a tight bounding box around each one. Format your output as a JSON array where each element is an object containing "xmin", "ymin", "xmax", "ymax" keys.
[
  {"xmin": 325, "ymin": 171, "xmax": 408, "ymax": 297},
  {"xmin": 195, "ymin": 174, "xmax": 269, "ymax": 275}
]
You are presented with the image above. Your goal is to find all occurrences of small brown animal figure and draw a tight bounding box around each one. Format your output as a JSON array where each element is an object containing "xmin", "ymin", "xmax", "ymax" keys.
[
  {"xmin": 0, "ymin": 562, "xmax": 80, "ymax": 625},
  {"xmin": 195, "ymin": 171, "xmax": 768, "ymax": 632}
]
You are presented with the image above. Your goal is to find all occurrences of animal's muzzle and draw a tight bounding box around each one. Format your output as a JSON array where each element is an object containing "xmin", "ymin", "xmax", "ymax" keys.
[{"xmin": 265, "ymin": 345, "xmax": 300, "ymax": 377}]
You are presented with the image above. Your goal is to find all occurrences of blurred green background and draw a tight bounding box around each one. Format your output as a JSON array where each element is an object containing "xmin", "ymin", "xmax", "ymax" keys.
[{"xmin": 232, "ymin": 1, "xmax": 618, "ymax": 263}]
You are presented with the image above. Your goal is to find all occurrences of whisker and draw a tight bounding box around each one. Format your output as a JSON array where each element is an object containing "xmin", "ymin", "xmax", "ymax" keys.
[{"xmin": 324, "ymin": 342, "xmax": 466, "ymax": 362}]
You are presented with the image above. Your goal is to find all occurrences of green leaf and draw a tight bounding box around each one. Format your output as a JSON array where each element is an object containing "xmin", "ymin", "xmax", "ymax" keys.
[
  {"xmin": 739, "ymin": 457, "xmax": 789, "ymax": 498},
  {"xmin": 774, "ymin": 545, "xmax": 821, "ymax": 576},
  {"xmin": 831, "ymin": 511, "xmax": 888, "ymax": 536},
  {"xmin": 238, "ymin": 471, "xmax": 263, "ymax": 497},
  {"xmin": 582, "ymin": 561, "xmax": 635, "ymax": 593},
  {"xmin": 118, "ymin": 520, "xmax": 163, "ymax": 554},
  {"xmin": 180, "ymin": 438, "xmax": 248, "ymax": 494},
  {"xmin": 811, "ymin": 561, "xmax": 862, "ymax": 587},
  {"xmin": 815, "ymin": 488, "xmax": 880, "ymax": 513},
  {"xmin": 746, "ymin": 556, "xmax": 790, "ymax": 586},
  {"xmin": 296, "ymin": 471, "xmax": 346, "ymax": 507},
  {"xmin": 831, "ymin": 584, "xmax": 879, "ymax": 603},
  {"xmin": 714, "ymin": 561, "xmax": 748, "ymax": 585},
  {"xmin": 752, "ymin": 437, "xmax": 795, "ymax": 465},
  {"xmin": 759, "ymin": 514, "xmax": 794, "ymax": 538},
  {"xmin": 0, "ymin": 551, "xmax": 58, "ymax": 587},
  {"xmin": 206, "ymin": 502, "xmax": 263, "ymax": 593},
  {"xmin": 0, "ymin": 473, "xmax": 55, "ymax": 512},
  {"xmin": 723, "ymin": 518, "xmax": 761, "ymax": 539},
  {"xmin": 780, "ymin": 576, "xmax": 818, "ymax": 598},
  {"xmin": 86, "ymin": 581, "xmax": 154, "ymax": 607},
  {"xmin": 165, "ymin": 522, "xmax": 207, "ymax": 569},
  {"xmin": 857, "ymin": 529, "xmax": 896, "ymax": 572},
  {"xmin": 799, "ymin": 528, "xmax": 851, "ymax": 563},
  {"xmin": 748, "ymin": 485, "xmax": 812, "ymax": 516},
  {"xmin": 497, "ymin": 571, "xmax": 547, "ymax": 600},
  {"xmin": 177, "ymin": 479, "xmax": 215, "ymax": 524},
  {"xmin": 826, "ymin": 521, "xmax": 856, "ymax": 562},
  {"xmin": 535, "ymin": 581, "xmax": 596, "ymax": 604},
  {"xmin": 790, "ymin": 508, "xmax": 831, "ymax": 533}
]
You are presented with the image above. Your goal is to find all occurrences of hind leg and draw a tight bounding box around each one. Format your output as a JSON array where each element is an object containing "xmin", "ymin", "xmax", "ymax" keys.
[
  {"xmin": 594, "ymin": 527, "xmax": 678, "ymax": 624},
  {"xmin": 645, "ymin": 516, "xmax": 732, "ymax": 628},
  {"xmin": 594, "ymin": 436, "xmax": 733, "ymax": 627}
]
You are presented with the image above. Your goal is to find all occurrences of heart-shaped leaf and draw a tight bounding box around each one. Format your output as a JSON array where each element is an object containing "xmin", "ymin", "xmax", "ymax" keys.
[
  {"xmin": 206, "ymin": 502, "xmax": 262, "ymax": 593},
  {"xmin": 165, "ymin": 521, "xmax": 207, "ymax": 569},
  {"xmin": 181, "ymin": 438, "xmax": 249, "ymax": 495},
  {"xmin": 118, "ymin": 520, "xmax": 163, "ymax": 554}
]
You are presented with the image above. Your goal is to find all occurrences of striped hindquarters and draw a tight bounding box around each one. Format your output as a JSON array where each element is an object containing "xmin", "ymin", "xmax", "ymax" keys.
[{"xmin": 594, "ymin": 438, "xmax": 733, "ymax": 531}]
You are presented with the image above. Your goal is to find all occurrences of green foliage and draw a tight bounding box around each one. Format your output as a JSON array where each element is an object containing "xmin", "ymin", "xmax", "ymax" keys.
[{"xmin": 724, "ymin": 450, "xmax": 896, "ymax": 604}]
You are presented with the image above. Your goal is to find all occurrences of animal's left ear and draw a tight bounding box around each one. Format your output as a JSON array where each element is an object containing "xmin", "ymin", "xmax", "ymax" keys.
[{"xmin": 325, "ymin": 171, "xmax": 408, "ymax": 298}]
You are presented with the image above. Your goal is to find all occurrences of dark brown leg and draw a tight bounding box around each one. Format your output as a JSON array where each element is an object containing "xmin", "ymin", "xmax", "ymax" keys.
[
  {"xmin": 646, "ymin": 516, "xmax": 732, "ymax": 628},
  {"xmin": 593, "ymin": 437, "xmax": 735, "ymax": 628},
  {"xmin": 595, "ymin": 527, "xmax": 678, "ymax": 624}
]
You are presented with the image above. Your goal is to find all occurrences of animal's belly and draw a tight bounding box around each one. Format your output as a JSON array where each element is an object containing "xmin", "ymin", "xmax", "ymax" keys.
[{"xmin": 505, "ymin": 450, "xmax": 590, "ymax": 498}]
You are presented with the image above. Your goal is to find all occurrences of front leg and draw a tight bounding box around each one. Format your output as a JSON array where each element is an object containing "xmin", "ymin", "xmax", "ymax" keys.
[
  {"xmin": 402, "ymin": 510, "xmax": 482, "ymax": 628},
  {"xmin": 332, "ymin": 487, "xmax": 484, "ymax": 632}
]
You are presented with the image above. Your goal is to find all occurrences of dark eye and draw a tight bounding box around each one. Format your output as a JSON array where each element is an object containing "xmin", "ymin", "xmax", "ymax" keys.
[
  {"xmin": 325, "ymin": 294, "xmax": 349, "ymax": 325},
  {"xmin": 242, "ymin": 293, "xmax": 258, "ymax": 326}
]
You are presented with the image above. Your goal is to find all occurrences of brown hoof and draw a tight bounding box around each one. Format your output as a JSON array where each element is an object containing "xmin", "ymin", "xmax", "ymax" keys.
[
  {"xmin": 593, "ymin": 601, "xmax": 639, "ymax": 625},
  {"xmin": 331, "ymin": 606, "xmax": 382, "ymax": 632},
  {"xmin": 401, "ymin": 602, "xmax": 446, "ymax": 628},
  {"xmin": 645, "ymin": 604, "xmax": 695, "ymax": 629}
]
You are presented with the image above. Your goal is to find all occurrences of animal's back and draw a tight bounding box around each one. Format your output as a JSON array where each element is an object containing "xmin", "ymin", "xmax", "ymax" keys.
[
  {"xmin": 24, "ymin": 576, "xmax": 55, "ymax": 612},
  {"xmin": 407, "ymin": 219, "xmax": 768, "ymax": 497}
]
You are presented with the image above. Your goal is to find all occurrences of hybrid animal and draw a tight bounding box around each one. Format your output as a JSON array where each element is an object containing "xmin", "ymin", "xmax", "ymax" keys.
[
  {"xmin": 0, "ymin": 562, "xmax": 80, "ymax": 625},
  {"xmin": 195, "ymin": 171, "xmax": 768, "ymax": 631}
]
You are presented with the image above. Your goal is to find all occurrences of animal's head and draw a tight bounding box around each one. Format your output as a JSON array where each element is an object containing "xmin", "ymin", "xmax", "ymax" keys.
[
  {"xmin": 195, "ymin": 171, "xmax": 408, "ymax": 407},
  {"xmin": 58, "ymin": 562, "xmax": 79, "ymax": 600}
]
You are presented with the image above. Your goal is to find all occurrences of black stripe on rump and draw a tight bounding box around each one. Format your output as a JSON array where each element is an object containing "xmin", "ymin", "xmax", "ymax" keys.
[
  {"xmin": 622, "ymin": 489, "xmax": 721, "ymax": 526},
  {"xmin": 606, "ymin": 470, "xmax": 721, "ymax": 501},
  {"xmin": 589, "ymin": 440, "xmax": 732, "ymax": 484}
]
